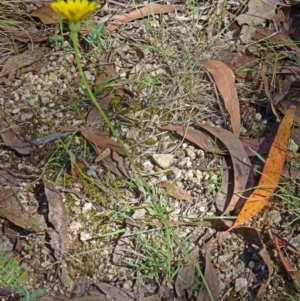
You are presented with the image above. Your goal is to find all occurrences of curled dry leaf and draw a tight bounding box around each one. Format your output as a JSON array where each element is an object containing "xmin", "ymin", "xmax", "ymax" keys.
[
  {"xmin": 81, "ymin": 129, "xmax": 125, "ymax": 155},
  {"xmin": 160, "ymin": 125, "xmax": 224, "ymax": 154},
  {"xmin": 229, "ymin": 106, "xmax": 295, "ymax": 230},
  {"xmin": 204, "ymin": 60, "xmax": 241, "ymax": 137},
  {"xmin": 95, "ymin": 148, "xmax": 111, "ymax": 163},
  {"xmin": 81, "ymin": 129, "xmax": 129, "ymax": 177},
  {"xmin": 195, "ymin": 124, "xmax": 252, "ymax": 214},
  {"xmin": 43, "ymin": 178, "xmax": 70, "ymax": 261},
  {"xmin": 112, "ymin": 151, "xmax": 130, "ymax": 178},
  {"xmin": 216, "ymin": 157, "xmax": 231, "ymax": 214}
]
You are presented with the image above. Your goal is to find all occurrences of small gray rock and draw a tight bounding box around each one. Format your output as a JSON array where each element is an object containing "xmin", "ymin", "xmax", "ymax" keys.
[
  {"xmin": 255, "ymin": 113, "xmax": 262, "ymax": 121},
  {"xmin": 264, "ymin": 210, "xmax": 282, "ymax": 224},
  {"xmin": 152, "ymin": 154, "xmax": 174, "ymax": 169},
  {"xmin": 235, "ymin": 278, "xmax": 248, "ymax": 293},
  {"xmin": 185, "ymin": 148, "xmax": 196, "ymax": 160},
  {"xmin": 288, "ymin": 138, "xmax": 298, "ymax": 153}
]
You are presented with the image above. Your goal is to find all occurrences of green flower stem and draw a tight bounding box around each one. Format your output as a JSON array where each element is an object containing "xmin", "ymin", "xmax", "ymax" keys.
[
  {"xmin": 70, "ymin": 24, "xmax": 118, "ymax": 141},
  {"xmin": 70, "ymin": 24, "xmax": 136, "ymax": 170}
]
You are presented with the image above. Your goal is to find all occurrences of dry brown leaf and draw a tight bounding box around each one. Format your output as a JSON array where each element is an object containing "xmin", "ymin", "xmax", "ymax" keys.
[
  {"xmin": 160, "ymin": 125, "xmax": 224, "ymax": 154},
  {"xmin": 102, "ymin": 156, "xmax": 123, "ymax": 177},
  {"xmin": 43, "ymin": 178, "xmax": 70, "ymax": 261},
  {"xmin": 0, "ymin": 48, "xmax": 45, "ymax": 77},
  {"xmin": 31, "ymin": 4, "xmax": 60, "ymax": 24},
  {"xmin": 112, "ymin": 151, "xmax": 130, "ymax": 178},
  {"xmin": 95, "ymin": 148, "xmax": 111, "ymax": 163},
  {"xmin": 81, "ymin": 129, "xmax": 125, "ymax": 155},
  {"xmin": 240, "ymin": 135, "xmax": 275, "ymax": 157},
  {"xmin": 80, "ymin": 129, "xmax": 126, "ymax": 176},
  {"xmin": 195, "ymin": 124, "xmax": 252, "ymax": 214},
  {"xmin": 0, "ymin": 188, "xmax": 44, "ymax": 231},
  {"xmin": 175, "ymin": 246, "xmax": 198, "ymax": 298},
  {"xmin": 160, "ymin": 181, "xmax": 192, "ymax": 201},
  {"xmin": 0, "ymin": 23, "xmax": 48, "ymax": 43},
  {"xmin": 221, "ymin": 48, "xmax": 300, "ymax": 78},
  {"xmin": 104, "ymin": 4, "xmax": 175, "ymax": 33},
  {"xmin": 0, "ymin": 170, "xmax": 16, "ymax": 185},
  {"xmin": 87, "ymin": 91, "xmax": 117, "ymax": 125},
  {"xmin": 70, "ymin": 157, "xmax": 87, "ymax": 179},
  {"xmin": 197, "ymin": 241, "xmax": 219, "ymax": 301},
  {"xmin": 175, "ymin": 266, "xmax": 195, "ymax": 298},
  {"xmin": 0, "ymin": 120, "xmax": 33, "ymax": 155},
  {"xmin": 204, "ymin": 60, "xmax": 241, "ymax": 137},
  {"xmin": 255, "ymin": 27, "xmax": 300, "ymax": 60},
  {"xmin": 270, "ymin": 232, "xmax": 300, "ymax": 291}
]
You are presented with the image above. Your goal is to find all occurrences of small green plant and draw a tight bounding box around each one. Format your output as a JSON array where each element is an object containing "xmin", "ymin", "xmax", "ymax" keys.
[
  {"xmin": 0, "ymin": 252, "xmax": 46, "ymax": 301},
  {"xmin": 49, "ymin": 34, "xmax": 64, "ymax": 45}
]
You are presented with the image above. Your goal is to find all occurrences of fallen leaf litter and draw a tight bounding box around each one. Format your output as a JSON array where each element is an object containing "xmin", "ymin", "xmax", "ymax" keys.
[{"xmin": 0, "ymin": 0, "xmax": 300, "ymax": 300}]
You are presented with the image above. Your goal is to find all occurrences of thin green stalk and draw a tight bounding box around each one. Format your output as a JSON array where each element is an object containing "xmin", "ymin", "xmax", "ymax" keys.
[{"xmin": 70, "ymin": 27, "xmax": 143, "ymax": 180}]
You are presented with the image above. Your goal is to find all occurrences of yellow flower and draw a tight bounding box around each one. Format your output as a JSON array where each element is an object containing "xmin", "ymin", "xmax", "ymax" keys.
[{"xmin": 50, "ymin": 0, "xmax": 99, "ymax": 23}]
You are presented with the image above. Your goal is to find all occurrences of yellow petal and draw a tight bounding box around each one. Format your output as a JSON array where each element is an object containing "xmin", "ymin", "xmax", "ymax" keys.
[{"xmin": 50, "ymin": 0, "xmax": 99, "ymax": 23}]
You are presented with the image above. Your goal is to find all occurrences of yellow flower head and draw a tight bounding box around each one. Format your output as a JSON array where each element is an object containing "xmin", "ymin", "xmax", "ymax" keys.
[{"xmin": 50, "ymin": 0, "xmax": 99, "ymax": 23}]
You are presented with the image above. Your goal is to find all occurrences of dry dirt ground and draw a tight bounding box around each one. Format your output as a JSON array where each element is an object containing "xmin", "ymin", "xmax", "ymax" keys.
[{"xmin": 1, "ymin": 0, "xmax": 300, "ymax": 301}]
